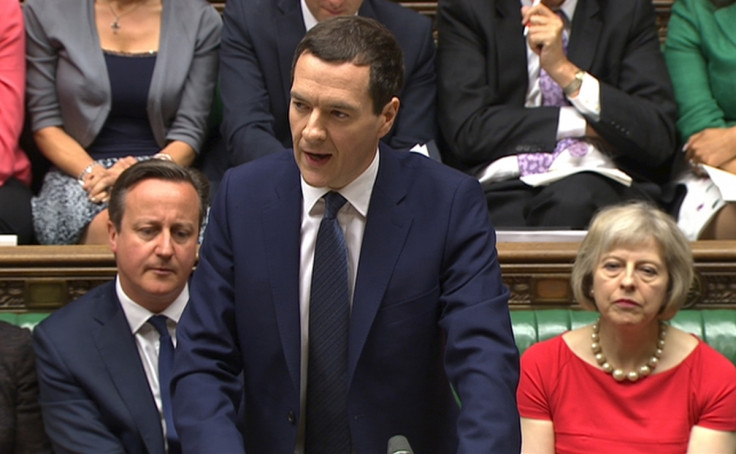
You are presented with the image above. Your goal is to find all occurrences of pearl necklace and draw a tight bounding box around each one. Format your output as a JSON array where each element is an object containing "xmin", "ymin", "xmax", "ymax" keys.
[{"xmin": 591, "ymin": 318, "xmax": 667, "ymax": 382}]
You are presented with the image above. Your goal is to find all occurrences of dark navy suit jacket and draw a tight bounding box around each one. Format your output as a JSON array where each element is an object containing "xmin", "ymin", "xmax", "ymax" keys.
[
  {"xmin": 172, "ymin": 147, "xmax": 521, "ymax": 453},
  {"xmin": 219, "ymin": 0, "xmax": 438, "ymax": 165},
  {"xmin": 33, "ymin": 282, "xmax": 166, "ymax": 454}
]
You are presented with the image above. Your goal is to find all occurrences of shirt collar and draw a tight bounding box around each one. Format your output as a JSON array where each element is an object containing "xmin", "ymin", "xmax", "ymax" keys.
[
  {"xmin": 519, "ymin": 0, "xmax": 578, "ymax": 23},
  {"xmin": 300, "ymin": 0, "xmax": 362, "ymax": 31},
  {"xmin": 559, "ymin": 0, "xmax": 577, "ymax": 23},
  {"xmin": 300, "ymin": 0, "xmax": 319, "ymax": 31},
  {"xmin": 116, "ymin": 276, "xmax": 189, "ymax": 335},
  {"xmin": 301, "ymin": 148, "xmax": 380, "ymax": 219}
]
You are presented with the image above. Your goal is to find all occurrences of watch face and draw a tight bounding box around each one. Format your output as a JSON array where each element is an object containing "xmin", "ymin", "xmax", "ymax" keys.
[{"xmin": 563, "ymin": 72, "xmax": 584, "ymax": 95}]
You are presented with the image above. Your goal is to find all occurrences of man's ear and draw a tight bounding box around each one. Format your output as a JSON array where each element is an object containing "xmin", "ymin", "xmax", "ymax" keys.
[
  {"xmin": 377, "ymin": 97, "xmax": 400, "ymax": 139},
  {"xmin": 108, "ymin": 220, "xmax": 119, "ymax": 254}
]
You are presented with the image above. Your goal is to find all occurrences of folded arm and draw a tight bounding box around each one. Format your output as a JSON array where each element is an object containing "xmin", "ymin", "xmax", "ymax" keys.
[
  {"xmin": 382, "ymin": 16, "xmax": 438, "ymax": 151},
  {"xmin": 664, "ymin": 0, "xmax": 736, "ymax": 171},
  {"xmin": 163, "ymin": 7, "xmax": 222, "ymax": 160},
  {"xmin": 219, "ymin": 0, "xmax": 288, "ymax": 166}
]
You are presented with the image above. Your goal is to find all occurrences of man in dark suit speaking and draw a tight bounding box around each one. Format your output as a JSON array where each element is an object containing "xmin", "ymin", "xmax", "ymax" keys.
[{"xmin": 172, "ymin": 16, "xmax": 520, "ymax": 453}]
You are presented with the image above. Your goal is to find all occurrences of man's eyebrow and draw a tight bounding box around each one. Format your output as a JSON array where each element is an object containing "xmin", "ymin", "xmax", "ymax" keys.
[
  {"xmin": 325, "ymin": 100, "xmax": 359, "ymax": 112},
  {"xmin": 290, "ymin": 90, "xmax": 359, "ymax": 113},
  {"xmin": 171, "ymin": 221, "xmax": 196, "ymax": 229}
]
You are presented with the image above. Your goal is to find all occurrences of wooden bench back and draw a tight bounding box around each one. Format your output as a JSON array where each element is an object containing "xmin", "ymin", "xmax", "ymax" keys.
[{"xmin": 2, "ymin": 240, "xmax": 734, "ymax": 311}]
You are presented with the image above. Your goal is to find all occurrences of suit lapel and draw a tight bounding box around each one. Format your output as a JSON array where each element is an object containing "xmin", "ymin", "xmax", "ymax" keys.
[
  {"xmin": 568, "ymin": 0, "xmax": 600, "ymax": 70},
  {"xmin": 93, "ymin": 284, "xmax": 165, "ymax": 454},
  {"xmin": 263, "ymin": 162, "xmax": 303, "ymax": 392},
  {"xmin": 348, "ymin": 149, "xmax": 412, "ymax": 380},
  {"xmin": 497, "ymin": 0, "xmax": 531, "ymax": 100},
  {"xmin": 276, "ymin": 0, "xmax": 307, "ymax": 101},
  {"xmin": 358, "ymin": 0, "xmax": 378, "ymax": 19}
]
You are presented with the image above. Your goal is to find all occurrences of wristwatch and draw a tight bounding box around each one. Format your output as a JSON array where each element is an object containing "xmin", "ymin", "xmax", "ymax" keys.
[{"xmin": 563, "ymin": 70, "xmax": 585, "ymax": 96}]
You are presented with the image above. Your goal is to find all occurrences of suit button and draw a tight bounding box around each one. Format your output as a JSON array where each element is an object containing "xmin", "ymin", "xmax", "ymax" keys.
[{"xmin": 287, "ymin": 411, "xmax": 295, "ymax": 424}]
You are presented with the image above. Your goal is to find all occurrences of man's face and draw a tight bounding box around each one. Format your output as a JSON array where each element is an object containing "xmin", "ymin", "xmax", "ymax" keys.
[
  {"xmin": 108, "ymin": 179, "xmax": 200, "ymax": 313},
  {"xmin": 304, "ymin": 0, "xmax": 363, "ymax": 22},
  {"xmin": 289, "ymin": 52, "xmax": 398, "ymax": 189}
]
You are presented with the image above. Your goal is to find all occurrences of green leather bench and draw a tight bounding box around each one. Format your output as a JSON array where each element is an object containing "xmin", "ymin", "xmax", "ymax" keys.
[
  {"xmin": 0, "ymin": 312, "xmax": 50, "ymax": 332},
  {"xmin": 3, "ymin": 309, "xmax": 735, "ymax": 365},
  {"xmin": 511, "ymin": 309, "xmax": 736, "ymax": 365}
]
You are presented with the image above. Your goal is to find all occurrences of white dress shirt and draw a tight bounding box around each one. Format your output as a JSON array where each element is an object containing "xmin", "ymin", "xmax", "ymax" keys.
[
  {"xmin": 117, "ymin": 277, "xmax": 189, "ymax": 450},
  {"xmin": 294, "ymin": 150, "xmax": 380, "ymax": 453},
  {"xmin": 300, "ymin": 0, "xmax": 320, "ymax": 31}
]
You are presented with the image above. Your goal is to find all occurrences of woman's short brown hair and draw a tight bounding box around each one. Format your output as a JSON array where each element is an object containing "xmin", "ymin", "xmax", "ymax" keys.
[{"xmin": 570, "ymin": 202, "xmax": 693, "ymax": 320}]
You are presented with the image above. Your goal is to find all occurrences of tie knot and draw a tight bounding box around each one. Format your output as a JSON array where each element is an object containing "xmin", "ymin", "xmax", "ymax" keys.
[
  {"xmin": 149, "ymin": 315, "xmax": 170, "ymax": 339},
  {"xmin": 323, "ymin": 191, "xmax": 347, "ymax": 220}
]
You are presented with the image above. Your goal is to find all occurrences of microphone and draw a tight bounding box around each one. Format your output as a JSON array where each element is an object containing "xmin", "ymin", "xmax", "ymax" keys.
[{"xmin": 387, "ymin": 435, "xmax": 414, "ymax": 454}]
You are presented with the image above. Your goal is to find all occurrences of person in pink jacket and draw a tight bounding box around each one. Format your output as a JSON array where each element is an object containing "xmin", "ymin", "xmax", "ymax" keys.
[{"xmin": 0, "ymin": 0, "xmax": 33, "ymax": 244}]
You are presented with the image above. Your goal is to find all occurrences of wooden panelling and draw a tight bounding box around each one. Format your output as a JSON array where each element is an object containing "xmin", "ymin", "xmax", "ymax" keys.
[{"xmin": 2, "ymin": 240, "xmax": 735, "ymax": 311}]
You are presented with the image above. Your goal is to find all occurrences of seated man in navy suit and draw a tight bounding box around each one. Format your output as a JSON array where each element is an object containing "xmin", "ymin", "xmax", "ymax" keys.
[
  {"xmin": 172, "ymin": 16, "xmax": 520, "ymax": 453},
  {"xmin": 219, "ymin": 0, "xmax": 438, "ymax": 166},
  {"xmin": 33, "ymin": 160, "xmax": 209, "ymax": 454}
]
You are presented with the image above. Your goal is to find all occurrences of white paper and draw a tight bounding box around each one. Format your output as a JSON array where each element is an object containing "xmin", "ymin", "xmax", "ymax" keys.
[
  {"xmin": 410, "ymin": 143, "xmax": 430, "ymax": 158},
  {"xmin": 496, "ymin": 230, "xmax": 587, "ymax": 242},
  {"xmin": 702, "ymin": 164, "xmax": 736, "ymax": 201},
  {"xmin": 0, "ymin": 235, "xmax": 18, "ymax": 246},
  {"xmin": 520, "ymin": 167, "xmax": 632, "ymax": 187}
]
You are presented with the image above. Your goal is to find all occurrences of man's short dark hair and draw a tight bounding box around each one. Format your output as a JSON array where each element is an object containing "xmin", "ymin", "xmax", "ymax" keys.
[
  {"xmin": 291, "ymin": 15, "xmax": 405, "ymax": 115},
  {"xmin": 108, "ymin": 159, "xmax": 210, "ymax": 231}
]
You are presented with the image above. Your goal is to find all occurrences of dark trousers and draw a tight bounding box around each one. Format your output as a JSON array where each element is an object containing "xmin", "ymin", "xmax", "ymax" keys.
[
  {"xmin": 483, "ymin": 172, "xmax": 660, "ymax": 229},
  {"xmin": 0, "ymin": 178, "xmax": 34, "ymax": 244}
]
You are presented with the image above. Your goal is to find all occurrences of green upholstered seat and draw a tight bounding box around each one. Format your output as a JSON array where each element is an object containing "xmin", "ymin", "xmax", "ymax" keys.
[
  {"xmin": 510, "ymin": 309, "xmax": 736, "ymax": 365},
  {"xmin": 2, "ymin": 309, "xmax": 735, "ymax": 365},
  {"xmin": 0, "ymin": 312, "xmax": 50, "ymax": 331}
]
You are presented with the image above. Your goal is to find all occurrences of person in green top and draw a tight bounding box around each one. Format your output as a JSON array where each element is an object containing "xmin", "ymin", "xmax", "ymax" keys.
[{"xmin": 664, "ymin": 0, "xmax": 736, "ymax": 239}]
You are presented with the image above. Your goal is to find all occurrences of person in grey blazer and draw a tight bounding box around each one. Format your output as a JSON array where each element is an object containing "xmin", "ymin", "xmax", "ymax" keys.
[{"xmin": 24, "ymin": 0, "xmax": 221, "ymax": 245}]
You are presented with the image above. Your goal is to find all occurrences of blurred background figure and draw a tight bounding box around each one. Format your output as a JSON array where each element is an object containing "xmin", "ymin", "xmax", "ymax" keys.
[
  {"xmin": 0, "ymin": 320, "xmax": 51, "ymax": 453},
  {"xmin": 518, "ymin": 202, "xmax": 736, "ymax": 453},
  {"xmin": 437, "ymin": 0, "xmax": 678, "ymax": 229},
  {"xmin": 218, "ymin": 0, "xmax": 438, "ymax": 168},
  {"xmin": 24, "ymin": 0, "xmax": 220, "ymax": 244},
  {"xmin": 664, "ymin": 0, "xmax": 736, "ymax": 239},
  {"xmin": 0, "ymin": 0, "xmax": 33, "ymax": 244}
]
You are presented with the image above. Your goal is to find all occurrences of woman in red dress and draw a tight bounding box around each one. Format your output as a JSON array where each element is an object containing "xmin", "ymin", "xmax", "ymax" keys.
[{"xmin": 518, "ymin": 202, "xmax": 736, "ymax": 453}]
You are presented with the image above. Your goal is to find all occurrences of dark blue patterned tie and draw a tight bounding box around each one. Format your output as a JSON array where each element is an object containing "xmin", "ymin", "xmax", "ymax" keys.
[
  {"xmin": 149, "ymin": 315, "xmax": 180, "ymax": 454},
  {"xmin": 305, "ymin": 191, "xmax": 351, "ymax": 453}
]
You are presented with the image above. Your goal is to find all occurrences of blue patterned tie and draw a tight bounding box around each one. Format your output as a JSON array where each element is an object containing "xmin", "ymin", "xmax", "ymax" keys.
[
  {"xmin": 149, "ymin": 315, "xmax": 180, "ymax": 454},
  {"xmin": 305, "ymin": 191, "xmax": 351, "ymax": 453}
]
